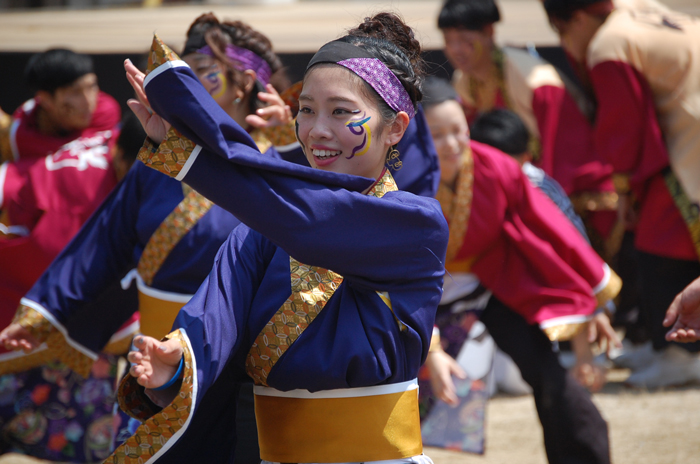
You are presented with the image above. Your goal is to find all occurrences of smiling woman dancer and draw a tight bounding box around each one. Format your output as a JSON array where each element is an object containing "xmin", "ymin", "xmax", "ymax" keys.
[{"xmin": 110, "ymin": 12, "xmax": 447, "ymax": 464}]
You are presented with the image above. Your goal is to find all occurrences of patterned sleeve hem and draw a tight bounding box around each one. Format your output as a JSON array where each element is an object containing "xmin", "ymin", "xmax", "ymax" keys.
[
  {"xmin": 136, "ymin": 126, "xmax": 197, "ymax": 179},
  {"xmin": 111, "ymin": 329, "xmax": 196, "ymax": 463}
]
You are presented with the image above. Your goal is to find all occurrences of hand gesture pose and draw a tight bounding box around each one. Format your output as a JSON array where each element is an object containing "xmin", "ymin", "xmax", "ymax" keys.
[
  {"xmin": 124, "ymin": 59, "xmax": 170, "ymax": 143},
  {"xmin": 424, "ymin": 346, "xmax": 467, "ymax": 406},
  {"xmin": 245, "ymin": 83, "xmax": 293, "ymax": 129},
  {"xmin": 664, "ymin": 277, "xmax": 700, "ymax": 342},
  {"xmin": 127, "ymin": 335, "xmax": 183, "ymax": 407},
  {"xmin": 0, "ymin": 323, "xmax": 40, "ymax": 353}
]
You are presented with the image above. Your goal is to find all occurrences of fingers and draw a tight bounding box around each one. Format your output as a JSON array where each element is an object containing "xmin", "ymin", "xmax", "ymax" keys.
[
  {"xmin": 126, "ymin": 72, "xmax": 150, "ymax": 110},
  {"xmin": 439, "ymin": 373, "xmax": 459, "ymax": 406},
  {"xmin": 244, "ymin": 114, "xmax": 269, "ymax": 129},
  {"xmin": 245, "ymin": 105, "xmax": 293, "ymax": 129},
  {"xmin": 587, "ymin": 319, "xmax": 598, "ymax": 344},
  {"xmin": 127, "ymin": 99, "xmax": 153, "ymax": 129},
  {"xmin": 0, "ymin": 325, "xmax": 39, "ymax": 352},
  {"xmin": 449, "ymin": 358, "xmax": 467, "ymax": 380},
  {"xmin": 124, "ymin": 59, "xmax": 150, "ymax": 109},
  {"xmin": 258, "ymin": 84, "xmax": 283, "ymax": 102},
  {"xmin": 667, "ymin": 327, "xmax": 698, "ymax": 343},
  {"xmin": 664, "ymin": 294, "xmax": 681, "ymax": 327}
]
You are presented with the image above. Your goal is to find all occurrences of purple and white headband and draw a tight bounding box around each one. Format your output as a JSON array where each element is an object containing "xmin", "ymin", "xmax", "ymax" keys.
[
  {"xmin": 306, "ymin": 40, "xmax": 416, "ymax": 119},
  {"xmin": 197, "ymin": 44, "xmax": 272, "ymax": 87}
]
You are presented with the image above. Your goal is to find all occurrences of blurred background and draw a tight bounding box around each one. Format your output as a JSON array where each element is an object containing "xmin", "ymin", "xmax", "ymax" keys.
[{"xmin": 0, "ymin": 0, "xmax": 694, "ymax": 118}]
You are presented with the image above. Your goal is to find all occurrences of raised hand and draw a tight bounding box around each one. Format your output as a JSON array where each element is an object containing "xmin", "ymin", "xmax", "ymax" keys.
[
  {"xmin": 127, "ymin": 335, "xmax": 183, "ymax": 390},
  {"xmin": 664, "ymin": 277, "xmax": 700, "ymax": 342},
  {"xmin": 0, "ymin": 323, "xmax": 40, "ymax": 353},
  {"xmin": 245, "ymin": 83, "xmax": 293, "ymax": 129},
  {"xmin": 124, "ymin": 59, "xmax": 171, "ymax": 143}
]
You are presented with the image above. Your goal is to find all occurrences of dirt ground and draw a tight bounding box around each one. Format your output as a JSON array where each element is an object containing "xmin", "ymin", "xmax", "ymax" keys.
[
  {"xmin": 426, "ymin": 368, "xmax": 700, "ymax": 464},
  {"xmin": 0, "ymin": 369, "xmax": 697, "ymax": 464}
]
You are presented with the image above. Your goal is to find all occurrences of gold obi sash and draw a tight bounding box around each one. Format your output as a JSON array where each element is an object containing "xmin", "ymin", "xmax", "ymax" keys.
[
  {"xmin": 121, "ymin": 270, "xmax": 191, "ymax": 339},
  {"xmin": 137, "ymin": 289, "xmax": 187, "ymax": 339},
  {"xmin": 254, "ymin": 379, "xmax": 423, "ymax": 463}
]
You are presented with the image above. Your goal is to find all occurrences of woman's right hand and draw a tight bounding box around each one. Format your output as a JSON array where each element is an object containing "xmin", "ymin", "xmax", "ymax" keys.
[
  {"xmin": 424, "ymin": 348, "xmax": 467, "ymax": 406},
  {"xmin": 0, "ymin": 323, "xmax": 40, "ymax": 353},
  {"xmin": 127, "ymin": 335, "xmax": 183, "ymax": 390},
  {"xmin": 124, "ymin": 59, "xmax": 171, "ymax": 143}
]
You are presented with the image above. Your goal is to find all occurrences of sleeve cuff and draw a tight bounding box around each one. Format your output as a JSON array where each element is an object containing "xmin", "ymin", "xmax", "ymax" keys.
[{"xmin": 136, "ymin": 126, "xmax": 198, "ymax": 179}]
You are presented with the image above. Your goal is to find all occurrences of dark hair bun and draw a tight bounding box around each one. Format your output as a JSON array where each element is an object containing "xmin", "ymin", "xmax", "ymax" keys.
[
  {"xmin": 350, "ymin": 13, "xmax": 423, "ymax": 69},
  {"xmin": 346, "ymin": 12, "xmax": 425, "ymax": 104}
]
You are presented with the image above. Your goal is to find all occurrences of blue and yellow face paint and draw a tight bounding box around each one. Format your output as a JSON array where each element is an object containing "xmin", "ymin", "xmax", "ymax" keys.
[
  {"xmin": 345, "ymin": 112, "xmax": 372, "ymax": 159},
  {"xmin": 205, "ymin": 67, "xmax": 227, "ymax": 99}
]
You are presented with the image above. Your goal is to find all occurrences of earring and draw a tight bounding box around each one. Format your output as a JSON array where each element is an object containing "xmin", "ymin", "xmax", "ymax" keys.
[
  {"xmin": 233, "ymin": 97, "xmax": 242, "ymax": 105},
  {"xmin": 387, "ymin": 147, "xmax": 403, "ymax": 171}
]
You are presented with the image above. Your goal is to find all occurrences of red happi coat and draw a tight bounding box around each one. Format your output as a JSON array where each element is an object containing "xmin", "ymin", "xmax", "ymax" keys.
[
  {"xmin": 438, "ymin": 141, "xmax": 620, "ymax": 338},
  {"xmin": 586, "ymin": 5, "xmax": 700, "ymax": 260},
  {"xmin": 452, "ymin": 47, "xmax": 617, "ymax": 240},
  {"xmin": 0, "ymin": 95, "xmax": 121, "ymax": 335}
]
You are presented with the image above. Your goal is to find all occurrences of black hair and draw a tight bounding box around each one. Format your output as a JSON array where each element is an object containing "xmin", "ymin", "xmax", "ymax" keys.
[
  {"xmin": 24, "ymin": 49, "xmax": 94, "ymax": 94},
  {"xmin": 543, "ymin": 0, "xmax": 607, "ymax": 21},
  {"xmin": 116, "ymin": 112, "xmax": 147, "ymax": 165},
  {"xmin": 470, "ymin": 108, "xmax": 529, "ymax": 156},
  {"xmin": 421, "ymin": 75, "xmax": 459, "ymax": 110},
  {"xmin": 438, "ymin": 0, "xmax": 501, "ymax": 31}
]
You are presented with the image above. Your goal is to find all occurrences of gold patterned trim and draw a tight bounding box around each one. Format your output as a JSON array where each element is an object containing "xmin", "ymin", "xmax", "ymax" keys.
[
  {"xmin": 595, "ymin": 268, "xmax": 622, "ymax": 308},
  {"xmin": 12, "ymin": 304, "xmax": 55, "ymax": 343},
  {"xmin": 245, "ymin": 170, "xmax": 399, "ymax": 386},
  {"xmin": 542, "ymin": 322, "xmax": 587, "ymax": 342},
  {"xmin": 0, "ymin": 108, "xmax": 11, "ymax": 163},
  {"xmin": 613, "ymin": 173, "xmax": 630, "ymax": 194},
  {"xmin": 137, "ymin": 185, "xmax": 213, "ymax": 285},
  {"xmin": 145, "ymin": 35, "xmax": 180, "ymax": 76},
  {"xmin": 570, "ymin": 191, "xmax": 619, "ymax": 213},
  {"xmin": 4, "ymin": 305, "xmax": 95, "ymax": 377},
  {"xmin": 436, "ymin": 148, "xmax": 474, "ymax": 264},
  {"xmin": 250, "ymin": 129, "xmax": 273, "ymax": 155},
  {"xmin": 137, "ymin": 127, "xmax": 197, "ymax": 179},
  {"xmin": 664, "ymin": 168, "xmax": 700, "ymax": 262},
  {"xmin": 110, "ymin": 330, "xmax": 194, "ymax": 463},
  {"xmin": 45, "ymin": 331, "xmax": 94, "ymax": 378},
  {"xmin": 137, "ymin": 132, "xmax": 273, "ymax": 285},
  {"xmin": 103, "ymin": 335, "xmax": 136, "ymax": 357},
  {"xmin": 467, "ymin": 48, "xmax": 513, "ymax": 115},
  {"xmin": 0, "ymin": 347, "xmax": 52, "ymax": 376}
]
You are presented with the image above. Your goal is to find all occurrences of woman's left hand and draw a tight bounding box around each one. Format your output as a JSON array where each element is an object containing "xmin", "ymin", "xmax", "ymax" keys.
[
  {"xmin": 245, "ymin": 84, "xmax": 293, "ymax": 129},
  {"xmin": 124, "ymin": 59, "xmax": 171, "ymax": 142}
]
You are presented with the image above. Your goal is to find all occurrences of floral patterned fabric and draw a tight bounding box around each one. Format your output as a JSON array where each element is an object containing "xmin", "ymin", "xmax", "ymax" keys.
[{"xmin": 0, "ymin": 354, "xmax": 119, "ymax": 462}]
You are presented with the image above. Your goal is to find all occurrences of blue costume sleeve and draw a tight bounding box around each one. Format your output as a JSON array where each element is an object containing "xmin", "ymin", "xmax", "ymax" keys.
[
  {"xmin": 22, "ymin": 165, "xmax": 146, "ymax": 351},
  {"xmin": 390, "ymin": 104, "xmax": 440, "ymax": 198},
  {"xmin": 145, "ymin": 63, "xmax": 448, "ymax": 289}
]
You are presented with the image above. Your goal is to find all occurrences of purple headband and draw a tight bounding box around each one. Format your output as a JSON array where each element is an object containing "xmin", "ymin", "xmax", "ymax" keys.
[
  {"xmin": 197, "ymin": 44, "xmax": 272, "ymax": 87},
  {"xmin": 337, "ymin": 58, "xmax": 415, "ymax": 119},
  {"xmin": 307, "ymin": 40, "xmax": 416, "ymax": 120}
]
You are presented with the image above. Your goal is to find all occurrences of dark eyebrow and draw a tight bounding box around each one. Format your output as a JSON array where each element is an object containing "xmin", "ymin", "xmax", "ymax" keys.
[
  {"xmin": 328, "ymin": 96, "xmax": 357, "ymax": 104},
  {"xmin": 298, "ymin": 94, "xmax": 358, "ymax": 104}
]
